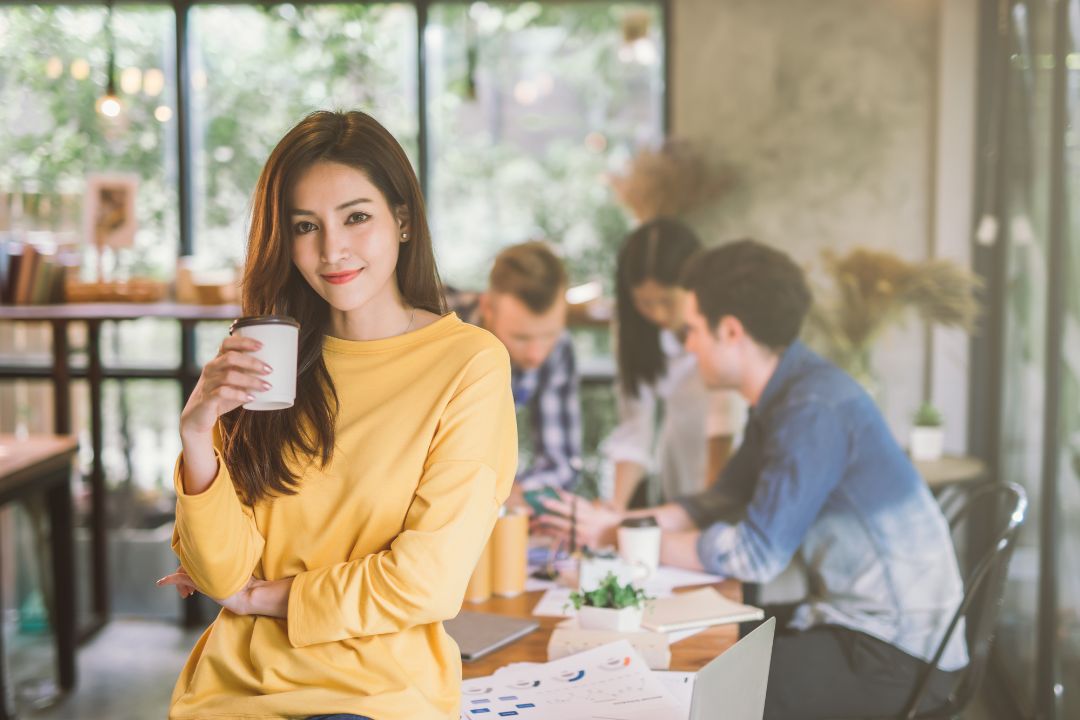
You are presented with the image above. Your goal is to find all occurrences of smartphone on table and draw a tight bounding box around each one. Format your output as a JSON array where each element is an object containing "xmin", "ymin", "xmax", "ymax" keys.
[{"xmin": 523, "ymin": 486, "xmax": 562, "ymax": 516}]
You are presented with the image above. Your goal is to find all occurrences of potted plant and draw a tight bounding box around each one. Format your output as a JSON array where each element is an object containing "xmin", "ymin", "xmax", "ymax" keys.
[
  {"xmin": 567, "ymin": 571, "xmax": 651, "ymax": 632},
  {"xmin": 910, "ymin": 402, "xmax": 945, "ymax": 461}
]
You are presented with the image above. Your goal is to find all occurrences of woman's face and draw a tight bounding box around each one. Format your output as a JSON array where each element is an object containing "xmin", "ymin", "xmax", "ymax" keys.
[
  {"xmin": 289, "ymin": 161, "xmax": 407, "ymax": 315},
  {"xmin": 631, "ymin": 279, "xmax": 685, "ymax": 331}
]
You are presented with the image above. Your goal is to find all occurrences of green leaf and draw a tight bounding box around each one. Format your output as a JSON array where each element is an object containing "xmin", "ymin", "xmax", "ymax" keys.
[{"xmin": 575, "ymin": 571, "xmax": 652, "ymax": 609}]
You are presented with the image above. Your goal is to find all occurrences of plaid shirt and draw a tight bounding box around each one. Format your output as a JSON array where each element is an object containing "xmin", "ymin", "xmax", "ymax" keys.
[{"xmin": 445, "ymin": 288, "xmax": 582, "ymax": 491}]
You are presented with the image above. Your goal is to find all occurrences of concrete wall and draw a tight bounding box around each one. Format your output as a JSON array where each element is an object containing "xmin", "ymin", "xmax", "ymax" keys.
[{"xmin": 670, "ymin": 0, "xmax": 975, "ymax": 449}]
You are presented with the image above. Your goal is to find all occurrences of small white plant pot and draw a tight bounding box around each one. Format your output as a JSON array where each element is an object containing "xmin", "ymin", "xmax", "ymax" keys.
[
  {"xmin": 577, "ymin": 605, "xmax": 643, "ymax": 632},
  {"xmin": 910, "ymin": 427, "xmax": 945, "ymax": 461}
]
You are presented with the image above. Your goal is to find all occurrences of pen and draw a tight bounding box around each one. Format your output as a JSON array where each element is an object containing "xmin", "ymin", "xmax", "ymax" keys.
[{"xmin": 570, "ymin": 495, "xmax": 577, "ymax": 554}]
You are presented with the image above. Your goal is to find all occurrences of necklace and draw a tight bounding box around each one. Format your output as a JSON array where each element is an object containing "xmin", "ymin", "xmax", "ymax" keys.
[{"xmin": 402, "ymin": 306, "xmax": 416, "ymax": 335}]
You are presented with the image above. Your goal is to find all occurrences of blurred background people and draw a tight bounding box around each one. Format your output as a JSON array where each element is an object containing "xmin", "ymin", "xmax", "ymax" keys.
[
  {"xmin": 604, "ymin": 217, "xmax": 744, "ymax": 510},
  {"xmin": 446, "ymin": 241, "xmax": 582, "ymax": 504}
]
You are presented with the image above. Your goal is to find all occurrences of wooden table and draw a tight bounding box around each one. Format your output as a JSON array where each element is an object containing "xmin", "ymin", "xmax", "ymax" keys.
[
  {"xmin": 0, "ymin": 434, "xmax": 78, "ymax": 719},
  {"xmin": 915, "ymin": 455, "xmax": 987, "ymax": 492},
  {"xmin": 459, "ymin": 579, "xmax": 743, "ymax": 678}
]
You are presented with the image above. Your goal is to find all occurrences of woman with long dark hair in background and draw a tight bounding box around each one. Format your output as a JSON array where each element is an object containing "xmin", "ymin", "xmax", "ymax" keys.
[{"xmin": 604, "ymin": 217, "xmax": 743, "ymax": 509}]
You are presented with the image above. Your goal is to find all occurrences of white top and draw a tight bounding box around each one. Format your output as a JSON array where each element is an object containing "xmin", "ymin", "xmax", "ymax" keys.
[{"xmin": 603, "ymin": 330, "xmax": 745, "ymax": 501}]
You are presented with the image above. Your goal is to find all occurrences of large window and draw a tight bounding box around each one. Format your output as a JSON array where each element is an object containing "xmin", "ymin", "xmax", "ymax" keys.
[
  {"xmin": 189, "ymin": 3, "xmax": 418, "ymax": 269},
  {"xmin": 1, "ymin": 2, "xmax": 661, "ymax": 282},
  {"xmin": 0, "ymin": 4, "xmax": 178, "ymax": 277},
  {"xmin": 1057, "ymin": 3, "xmax": 1080, "ymax": 714},
  {"xmin": 974, "ymin": 0, "xmax": 1080, "ymax": 716},
  {"xmin": 995, "ymin": 0, "xmax": 1054, "ymax": 708},
  {"xmin": 426, "ymin": 3, "xmax": 663, "ymax": 287},
  {"xmin": 0, "ymin": 2, "xmax": 183, "ymax": 637}
]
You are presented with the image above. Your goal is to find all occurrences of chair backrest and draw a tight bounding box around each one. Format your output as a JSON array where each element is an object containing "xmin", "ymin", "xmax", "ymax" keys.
[{"xmin": 899, "ymin": 482, "xmax": 1028, "ymax": 719}]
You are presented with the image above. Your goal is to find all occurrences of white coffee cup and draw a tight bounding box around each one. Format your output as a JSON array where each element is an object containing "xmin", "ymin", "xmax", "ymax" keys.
[
  {"xmin": 229, "ymin": 316, "xmax": 300, "ymax": 411},
  {"xmin": 617, "ymin": 517, "xmax": 662, "ymax": 578}
]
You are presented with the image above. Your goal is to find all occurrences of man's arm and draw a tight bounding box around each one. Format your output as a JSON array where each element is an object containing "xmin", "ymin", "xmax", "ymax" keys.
[
  {"xmin": 660, "ymin": 530, "xmax": 706, "ymax": 571},
  {"xmin": 642, "ymin": 504, "xmax": 704, "ymax": 571},
  {"xmin": 704, "ymin": 434, "xmax": 734, "ymax": 488},
  {"xmin": 534, "ymin": 495, "xmax": 695, "ymax": 549},
  {"xmin": 629, "ymin": 502, "xmax": 696, "ymax": 532},
  {"xmin": 673, "ymin": 434, "xmax": 758, "ymax": 528},
  {"xmin": 695, "ymin": 402, "xmax": 848, "ymax": 583}
]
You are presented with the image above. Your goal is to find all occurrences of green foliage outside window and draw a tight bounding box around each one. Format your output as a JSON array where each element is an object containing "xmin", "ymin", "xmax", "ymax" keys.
[
  {"xmin": 0, "ymin": 4, "xmax": 178, "ymax": 277},
  {"xmin": 189, "ymin": 3, "xmax": 417, "ymax": 269},
  {"xmin": 427, "ymin": 2, "xmax": 661, "ymax": 289}
]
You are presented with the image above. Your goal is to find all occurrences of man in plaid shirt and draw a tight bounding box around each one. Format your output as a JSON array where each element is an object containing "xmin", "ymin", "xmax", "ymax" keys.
[{"xmin": 445, "ymin": 241, "xmax": 582, "ymax": 500}]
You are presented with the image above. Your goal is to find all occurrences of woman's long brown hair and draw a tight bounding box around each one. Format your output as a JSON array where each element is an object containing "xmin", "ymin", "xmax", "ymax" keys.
[
  {"xmin": 616, "ymin": 218, "xmax": 701, "ymax": 397},
  {"xmin": 219, "ymin": 110, "xmax": 446, "ymax": 505}
]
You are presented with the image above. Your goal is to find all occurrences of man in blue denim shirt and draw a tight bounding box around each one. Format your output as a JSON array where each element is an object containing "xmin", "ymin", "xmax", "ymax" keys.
[{"xmin": 540, "ymin": 240, "xmax": 966, "ymax": 719}]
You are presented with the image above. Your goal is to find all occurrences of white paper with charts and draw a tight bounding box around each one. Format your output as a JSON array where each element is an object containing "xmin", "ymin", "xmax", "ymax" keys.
[{"xmin": 459, "ymin": 639, "xmax": 683, "ymax": 719}]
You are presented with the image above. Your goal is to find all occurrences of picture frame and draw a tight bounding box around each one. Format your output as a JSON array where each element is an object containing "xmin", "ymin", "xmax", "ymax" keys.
[{"xmin": 83, "ymin": 173, "xmax": 138, "ymax": 251}]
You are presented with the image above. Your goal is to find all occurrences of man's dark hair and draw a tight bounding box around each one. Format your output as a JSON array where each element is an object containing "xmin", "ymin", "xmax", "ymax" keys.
[
  {"xmin": 680, "ymin": 239, "xmax": 812, "ymax": 349},
  {"xmin": 489, "ymin": 241, "xmax": 567, "ymax": 314}
]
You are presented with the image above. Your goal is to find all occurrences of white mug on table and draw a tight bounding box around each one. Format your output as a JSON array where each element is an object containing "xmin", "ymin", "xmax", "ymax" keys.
[{"xmin": 617, "ymin": 516, "xmax": 662, "ymax": 579}]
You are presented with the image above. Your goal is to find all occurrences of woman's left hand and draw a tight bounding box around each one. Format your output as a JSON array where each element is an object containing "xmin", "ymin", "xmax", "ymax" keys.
[{"xmin": 156, "ymin": 567, "xmax": 290, "ymax": 617}]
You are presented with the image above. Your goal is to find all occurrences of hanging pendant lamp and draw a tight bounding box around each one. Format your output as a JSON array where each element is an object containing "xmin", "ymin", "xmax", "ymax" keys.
[{"xmin": 95, "ymin": 0, "xmax": 123, "ymax": 118}]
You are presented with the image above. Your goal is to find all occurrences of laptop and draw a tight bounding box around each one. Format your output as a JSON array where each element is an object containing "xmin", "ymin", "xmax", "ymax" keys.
[
  {"xmin": 445, "ymin": 611, "xmax": 540, "ymax": 662},
  {"xmin": 687, "ymin": 617, "xmax": 776, "ymax": 720}
]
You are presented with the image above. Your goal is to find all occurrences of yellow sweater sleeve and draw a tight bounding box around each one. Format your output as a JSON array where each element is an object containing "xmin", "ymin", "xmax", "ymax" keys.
[
  {"xmin": 171, "ymin": 429, "xmax": 265, "ymax": 600},
  {"xmin": 286, "ymin": 344, "xmax": 517, "ymax": 648}
]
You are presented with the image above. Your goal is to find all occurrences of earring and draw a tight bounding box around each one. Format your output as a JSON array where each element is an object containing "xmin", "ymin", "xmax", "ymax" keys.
[{"xmin": 400, "ymin": 232, "xmax": 409, "ymax": 242}]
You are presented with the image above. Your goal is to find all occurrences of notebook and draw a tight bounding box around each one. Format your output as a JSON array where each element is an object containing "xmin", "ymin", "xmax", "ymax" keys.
[
  {"xmin": 444, "ymin": 611, "xmax": 539, "ymax": 661},
  {"xmin": 641, "ymin": 587, "xmax": 764, "ymax": 633}
]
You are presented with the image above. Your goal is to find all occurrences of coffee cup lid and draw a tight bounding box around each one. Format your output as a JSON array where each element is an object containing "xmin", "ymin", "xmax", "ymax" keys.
[
  {"xmin": 230, "ymin": 315, "xmax": 300, "ymax": 334},
  {"xmin": 620, "ymin": 516, "xmax": 659, "ymax": 528}
]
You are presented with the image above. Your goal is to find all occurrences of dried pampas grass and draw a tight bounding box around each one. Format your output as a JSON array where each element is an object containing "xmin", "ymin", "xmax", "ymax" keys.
[
  {"xmin": 806, "ymin": 248, "xmax": 981, "ymax": 376},
  {"xmin": 608, "ymin": 139, "xmax": 729, "ymax": 222}
]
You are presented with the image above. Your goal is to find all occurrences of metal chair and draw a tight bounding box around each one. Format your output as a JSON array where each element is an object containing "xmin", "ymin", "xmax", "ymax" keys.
[{"xmin": 896, "ymin": 482, "xmax": 1028, "ymax": 719}]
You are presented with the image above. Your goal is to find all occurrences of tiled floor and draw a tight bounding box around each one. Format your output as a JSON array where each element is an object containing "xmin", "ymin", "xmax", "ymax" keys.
[
  {"xmin": 11, "ymin": 619, "xmax": 998, "ymax": 720},
  {"xmin": 17, "ymin": 620, "xmax": 201, "ymax": 720}
]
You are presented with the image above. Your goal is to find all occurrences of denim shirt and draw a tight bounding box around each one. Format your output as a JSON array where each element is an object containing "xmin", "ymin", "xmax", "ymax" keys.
[{"xmin": 676, "ymin": 341, "xmax": 968, "ymax": 670}]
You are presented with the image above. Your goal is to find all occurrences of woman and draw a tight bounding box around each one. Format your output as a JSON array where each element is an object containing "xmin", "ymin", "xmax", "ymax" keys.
[
  {"xmin": 157, "ymin": 110, "xmax": 517, "ymax": 720},
  {"xmin": 604, "ymin": 217, "xmax": 743, "ymax": 509}
]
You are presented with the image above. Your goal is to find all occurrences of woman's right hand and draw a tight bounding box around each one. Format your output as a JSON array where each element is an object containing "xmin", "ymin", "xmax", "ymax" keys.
[
  {"xmin": 179, "ymin": 335, "xmax": 273, "ymax": 439},
  {"xmin": 531, "ymin": 489, "xmax": 625, "ymax": 551}
]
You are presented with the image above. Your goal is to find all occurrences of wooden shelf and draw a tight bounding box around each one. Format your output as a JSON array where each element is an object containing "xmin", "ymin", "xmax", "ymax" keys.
[{"xmin": 0, "ymin": 301, "xmax": 240, "ymax": 322}]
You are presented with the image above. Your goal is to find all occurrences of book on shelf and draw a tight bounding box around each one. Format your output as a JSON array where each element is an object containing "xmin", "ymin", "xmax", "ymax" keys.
[
  {"xmin": 1, "ymin": 240, "xmax": 69, "ymax": 306},
  {"xmin": 1, "ymin": 241, "xmax": 19, "ymax": 304},
  {"xmin": 0, "ymin": 239, "xmax": 9, "ymax": 302},
  {"xmin": 11, "ymin": 242, "xmax": 37, "ymax": 304}
]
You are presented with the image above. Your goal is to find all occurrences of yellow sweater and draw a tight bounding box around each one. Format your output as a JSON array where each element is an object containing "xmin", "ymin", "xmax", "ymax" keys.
[{"xmin": 169, "ymin": 314, "xmax": 517, "ymax": 719}]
